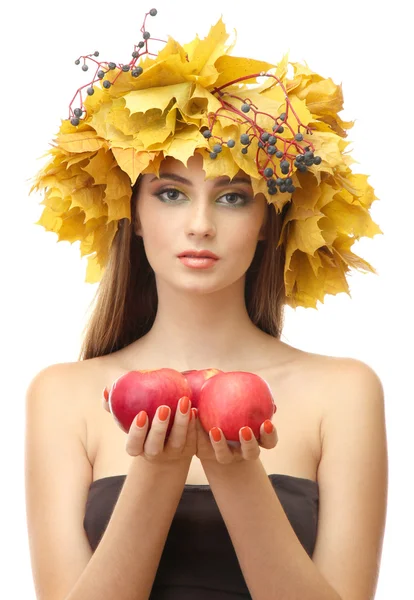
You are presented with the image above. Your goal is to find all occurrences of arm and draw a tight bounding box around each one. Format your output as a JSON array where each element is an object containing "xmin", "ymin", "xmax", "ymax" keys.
[
  {"xmin": 202, "ymin": 459, "xmax": 341, "ymax": 600},
  {"xmin": 25, "ymin": 363, "xmax": 192, "ymax": 600},
  {"xmin": 67, "ymin": 455, "xmax": 191, "ymax": 600},
  {"xmin": 201, "ymin": 359, "xmax": 388, "ymax": 600}
]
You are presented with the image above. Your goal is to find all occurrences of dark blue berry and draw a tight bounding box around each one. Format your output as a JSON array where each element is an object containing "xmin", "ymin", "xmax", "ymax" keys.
[
  {"xmin": 276, "ymin": 150, "xmax": 283, "ymax": 158},
  {"xmin": 285, "ymin": 177, "xmax": 292, "ymax": 185},
  {"xmin": 210, "ymin": 152, "xmax": 218, "ymax": 159},
  {"xmin": 264, "ymin": 167, "xmax": 274, "ymax": 177},
  {"xmin": 279, "ymin": 112, "xmax": 286, "ymax": 121},
  {"xmin": 227, "ymin": 139, "xmax": 235, "ymax": 148},
  {"xmin": 268, "ymin": 188, "xmax": 278, "ymax": 195},
  {"xmin": 74, "ymin": 108, "xmax": 83, "ymax": 117},
  {"xmin": 295, "ymin": 133, "xmax": 304, "ymax": 141},
  {"xmin": 122, "ymin": 65, "xmax": 130, "ymax": 72},
  {"xmin": 138, "ymin": 41, "xmax": 145, "ymax": 48},
  {"xmin": 280, "ymin": 184, "xmax": 287, "ymax": 193},
  {"xmin": 94, "ymin": 51, "xmax": 99, "ymax": 57},
  {"xmin": 97, "ymin": 70, "xmax": 105, "ymax": 79},
  {"xmin": 75, "ymin": 59, "xmax": 80, "ymax": 65},
  {"xmin": 132, "ymin": 51, "xmax": 139, "ymax": 58},
  {"xmin": 241, "ymin": 147, "xmax": 248, "ymax": 154},
  {"xmin": 71, "ymin": 117, "xmax": 80, "ymax": 126},
  {"xmin": 287, "ymin": 185, "xmax": 296, "ymax": 193},
  {"xmin": 298, "ymin": 164, "xmax": 308, "ymax": 172},
  {"xmin": 108, "ymin": 62, "xmax": 116, "ymax": 70},
  {"xmin": 149, "ymin": 8, "xmax": 157, "ymax": 16},
  {"xmin": 143, "ymin": 31, "xmax": 151, "ymax": 39},
  {"xmin": 314, "ymin": 156, "xmax": 322, "ymax": 165},
  {"xmin": 103, "ymin": 80, "xmax": 111, "ymax": 89},
  {"xmin": 87, "ymin": 87, "xmax": 95, "ymax": 95},
  {"xmin": 258, "ymin": 141, "xmax": 265, "ymax": 149},
  {"xmin": 132, "ymin": 66, "xmax": 143, "ymax": 77},
  {"xmin": 280, "ymin": 160, "xmax": 290, "ymax": 170},
  {"xmin": 82, "ymin": 64, "xmax": 89, "ymax": 72},
  {"xmin": 203, "ymin": 130, "xmax": 212, "ymax": 138},
  {"xmin": 241, "ymin": 103, "xmax": 251, "ymax": 113},
  {"xmin": 261, "ymin": 132, "xmax": 269, "ymax": 141},
  {"xmin": 212, "ymin": 144, "xmax": 222, "ymax": 153},
  {"xmin": 268, "ymin": 135, "xmax": 276, "ymax": 144},
  {"xmin": 240, "ymin": 133, "xmax": 250, "ymax": 145},
  {"xmin": 267, "ymin": 146, "xmax": 277, "ymax": 155}
]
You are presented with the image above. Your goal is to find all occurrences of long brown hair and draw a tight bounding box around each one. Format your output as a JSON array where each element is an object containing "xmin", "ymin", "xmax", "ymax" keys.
[{"xmin": 78, "ymin": 175, "xmax": 288, "ymax": 361}]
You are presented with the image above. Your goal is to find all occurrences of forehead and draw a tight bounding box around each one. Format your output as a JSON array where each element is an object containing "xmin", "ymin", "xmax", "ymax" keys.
[{"xmin": 143, "ymin": 153, "xmax": 251, "ymax": 186}]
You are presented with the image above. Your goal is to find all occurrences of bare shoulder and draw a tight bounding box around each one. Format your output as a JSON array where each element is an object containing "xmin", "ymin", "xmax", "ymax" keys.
[
  {"xmin": 286, "ymin": 347, "xmax": 382, "ymax": 397},
  {"xmin": 288, "ymin": 349, "xmax": 384, "ymax": 430},
  {"xmin": 26, "ymin": 358, "xmax": 108, "ymax": 451}
]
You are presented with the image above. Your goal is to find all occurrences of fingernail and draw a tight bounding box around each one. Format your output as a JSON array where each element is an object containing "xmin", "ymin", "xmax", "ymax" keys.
[
  {"xmin": 264, "ymin": 420, "xmax": 274, "ymax": 434},
  {"xmin": 241, "ymin": 427, "xmax": 252, "ymax": 441},
  {"xmin": 136, "ymin": 411, "xmax": 147, "ymax": 428},
  {"xmin": 210, "ymin": 427, "xmax": 222, "ymax": 442},
  {"xmin": 158, "ymin": 406, "xmax": 170, "ymax": 422},
  {"xmin": 103, "ymin": 387, "xmax": 109, "ymax": 401},
  {"xmin": 191, "ymin": 408, "xmax": 197, "ymax": 420},
  {"xmin": 179, "ymin": 396, "xmax": 190, "ymax": 415}
]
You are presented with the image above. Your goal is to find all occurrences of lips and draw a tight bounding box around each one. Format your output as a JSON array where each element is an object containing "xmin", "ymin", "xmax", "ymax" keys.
[{"xmin": 177, "ymin": 250, "xmax": 219, "ymax": 259}]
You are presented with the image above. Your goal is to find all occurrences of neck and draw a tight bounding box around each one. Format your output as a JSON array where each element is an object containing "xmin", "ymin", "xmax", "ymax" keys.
[{"xmin": 138, "ymin": 277, "xmax": 273, "ymax": 371}]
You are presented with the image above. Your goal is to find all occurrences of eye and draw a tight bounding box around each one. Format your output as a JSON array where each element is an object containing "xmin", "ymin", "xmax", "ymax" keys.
[
  {"xmin": 156, "ymin": 188, "xmax": 186, "ymax": 202},
  {"xmin": 218, "ymin": 192, "xmax": 249, "ymax": 206}
]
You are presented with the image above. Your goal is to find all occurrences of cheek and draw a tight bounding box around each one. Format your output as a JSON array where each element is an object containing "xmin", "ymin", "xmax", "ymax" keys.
[{"xmin": 139, "ymin": 208, "xmax": 178, "ymax": 256}]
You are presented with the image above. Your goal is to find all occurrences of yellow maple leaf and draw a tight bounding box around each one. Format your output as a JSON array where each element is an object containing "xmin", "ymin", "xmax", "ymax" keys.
[{"xmin": 111, "ymin": 147, "xmax": 157, "ymax": 184}]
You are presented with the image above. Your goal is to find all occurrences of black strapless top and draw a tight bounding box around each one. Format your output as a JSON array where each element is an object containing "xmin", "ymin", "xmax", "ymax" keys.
[{"xmin": 84, "ymin": 473, "xmax": 319, "ymax": 599}]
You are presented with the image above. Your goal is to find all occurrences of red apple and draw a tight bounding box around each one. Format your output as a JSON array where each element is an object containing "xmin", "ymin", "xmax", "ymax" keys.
[
  {"xmin": 181, "ymin": 368, "xmax": 222, "ymax": 409},
  {"xmin": 108, "ymin": 368, "xmax": 192, "ymax": 437},
  {"xmin": 197, "ymin": 371, "xmax": 277, "ymax": 442}
]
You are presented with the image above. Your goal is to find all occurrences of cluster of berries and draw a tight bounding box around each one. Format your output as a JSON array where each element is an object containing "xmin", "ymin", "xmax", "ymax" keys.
[
  {"xmin": 69, "ymin": 8, "xmax": 158, "ymax": 125},
  {"xmin": 202, "ymin": 104, "xmax": 322, "ymax": 193}
]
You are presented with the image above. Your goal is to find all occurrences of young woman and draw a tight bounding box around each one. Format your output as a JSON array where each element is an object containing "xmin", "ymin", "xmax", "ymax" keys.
[{"xmin": 25, "ymin": 9, "xmax": 388, "ymax": 600}]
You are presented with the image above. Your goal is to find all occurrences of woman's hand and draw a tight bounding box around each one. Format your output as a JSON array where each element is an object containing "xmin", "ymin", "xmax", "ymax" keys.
[
  {"xmin": 103, "ymin": 389, "xmax": 197, "ymax": 464},
  {"xmin": 194, "ymin": 408, "xmax": 278, "ymax": 464}
]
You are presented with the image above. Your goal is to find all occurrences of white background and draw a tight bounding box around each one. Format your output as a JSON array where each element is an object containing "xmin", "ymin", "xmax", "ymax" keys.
[{"xmin": 2, "ymin": 0, "xmax": 412, "ymax": 597}]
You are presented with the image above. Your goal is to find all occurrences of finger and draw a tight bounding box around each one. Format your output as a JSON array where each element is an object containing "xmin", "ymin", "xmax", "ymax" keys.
[
  {"xmin": 185, "ymin": 407, "xmax": 197, "ymax": 449},
  {"xmin": 102, "ymin": 387, "xmax": 110, "ymax": 412},
  {"xmin": 239, "ymin": 427, "xmax": 261, "ymax": 461},
  {"xmin": 209, "ymin": 428, "xmax": 234, "ymax": 464},
  {"xmin": 165, "ymin": 397, "xmax": 192, "ymax": 452},
  {"xmin": 259, "ymin": 420, "xmax": 278, "ymax": 449},
  {"xmin": 125, "ymin": 411, "xmax": 149, "ymax": 456},
  {"xmin": 144, "ymin": 405, "xmax": 171, "ymax": 457}
]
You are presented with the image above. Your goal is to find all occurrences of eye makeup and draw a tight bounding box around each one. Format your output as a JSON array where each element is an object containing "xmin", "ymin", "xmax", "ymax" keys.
[{"xmin": 154, "ymin": 187, "xmax": 253, "ymax": 207}]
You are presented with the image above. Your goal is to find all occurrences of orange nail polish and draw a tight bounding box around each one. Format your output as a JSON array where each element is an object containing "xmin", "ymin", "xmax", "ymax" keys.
[
  {"xmin": 136, "ymin": 411, "xmax": 147, "ymax": 428},
  {"xmin": 241, "ymin": 427, "xmax": 252, "ymax": 441},
  {"xmin": 210, "ymin": 427, "xmax": 222, "ymax": 442},
  {"xmin": 264, "ymin": 420, "xmax": 274, "ymax": 434},
  {"xmin": 179, "ymin": 396, "xmax": 190, "ymax": 415}
]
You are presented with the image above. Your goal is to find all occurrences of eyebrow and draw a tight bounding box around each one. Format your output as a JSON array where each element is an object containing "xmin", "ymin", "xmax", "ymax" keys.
[{"xmin": 149, "ymin": 173, "xmax": 252, "ymax": 187}]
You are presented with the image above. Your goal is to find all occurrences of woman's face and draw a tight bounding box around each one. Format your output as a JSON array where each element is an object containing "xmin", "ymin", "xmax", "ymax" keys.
[{"xmin": 134, "ymin": 152, "xmax": 267, "ymax": 295}]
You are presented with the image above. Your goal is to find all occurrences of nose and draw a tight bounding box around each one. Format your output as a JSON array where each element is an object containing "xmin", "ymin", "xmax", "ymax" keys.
[{"xmin": 184, "ymin": 198, "xmax": 216, "ymax": 238}]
